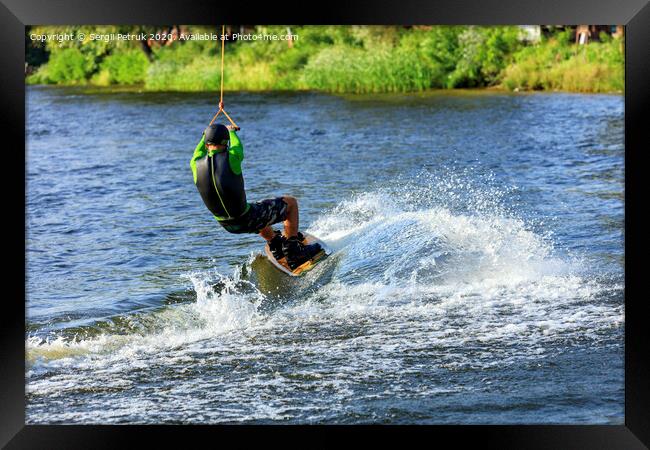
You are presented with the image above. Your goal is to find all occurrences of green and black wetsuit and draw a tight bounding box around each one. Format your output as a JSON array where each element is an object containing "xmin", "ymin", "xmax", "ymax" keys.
[
  {"xmin": 191, "ymin": 130, "xmax": 289, "ymax": 234},
  {"xmin": 190, "ymin": 130, "xmax": 251, "ymax": 222}
]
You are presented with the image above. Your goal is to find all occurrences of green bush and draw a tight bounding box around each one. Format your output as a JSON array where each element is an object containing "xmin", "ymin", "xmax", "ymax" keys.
[
  {"xmin": 100, "ymin": 49, "xmax": 149, "ymax": 84},
  {"xmin": 446, "ymin": 26, "xmax": 522, "ymax": 88},
  {"xmin": 406, "ymin": 27, "xmax": 465, "ymax": 75},
  {"xmin": 41, "ymin": 47, "xmax": 88, "ymax": 84}
]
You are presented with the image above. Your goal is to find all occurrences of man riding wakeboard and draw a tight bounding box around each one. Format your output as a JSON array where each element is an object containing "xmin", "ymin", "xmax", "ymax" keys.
[{"xmin": 190, "ymin": 123, "xmax": 322, "ymax": 270}]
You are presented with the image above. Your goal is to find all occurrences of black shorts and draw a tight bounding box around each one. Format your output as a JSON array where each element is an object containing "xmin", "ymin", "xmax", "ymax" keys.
[{"xmin": 219, "ymin": 197, "xmax": 288, "ymax": 234}]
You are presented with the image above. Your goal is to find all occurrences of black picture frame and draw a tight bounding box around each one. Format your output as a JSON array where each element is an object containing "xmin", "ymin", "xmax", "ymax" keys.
[{"xmin": 3, "ymin": 0, "xmax": 648, "ymax": 447}]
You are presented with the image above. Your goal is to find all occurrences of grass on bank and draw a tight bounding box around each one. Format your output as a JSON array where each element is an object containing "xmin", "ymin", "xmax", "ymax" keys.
[
  {"xmin": 26, "ymin": 26, "xmax": 624, "ymax": 94},
  {"xmin": 500, "ymin": 31, "xmax": 624, "ymax": 93}
]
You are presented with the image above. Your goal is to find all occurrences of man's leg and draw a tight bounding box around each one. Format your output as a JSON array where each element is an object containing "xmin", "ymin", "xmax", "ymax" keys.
[
  {"xmin": 258, "ymin": 196, "xmax": 297, "ymax": 242},
  {"xmin": 282, "ymin": 196, "xmax": 299, "ymax": 238}
]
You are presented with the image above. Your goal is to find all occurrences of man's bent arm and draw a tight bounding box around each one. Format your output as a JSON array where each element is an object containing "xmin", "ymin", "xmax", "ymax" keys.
[{"xmin": 228, "ymin": 130, "xmax": 244, "ymax": 175}]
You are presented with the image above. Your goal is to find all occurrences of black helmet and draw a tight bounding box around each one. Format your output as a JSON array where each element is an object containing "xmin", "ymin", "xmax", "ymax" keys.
[{"xmin": 204, "ymin": 123, "xmax": 230, "ymax": 146}]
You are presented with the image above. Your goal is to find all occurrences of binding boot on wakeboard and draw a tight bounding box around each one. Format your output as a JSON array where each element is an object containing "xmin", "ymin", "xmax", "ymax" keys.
[
  {"xmin": 268, "ymin": 230, "xmax": 286, "ymax": 261},
  {"xmin": 283, "ymin": 234, "xmax": 323, "ymax": 270}
]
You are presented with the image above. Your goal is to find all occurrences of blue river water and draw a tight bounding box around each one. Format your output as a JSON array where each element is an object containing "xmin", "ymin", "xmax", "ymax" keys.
[{"xmin": 26, "ymin": 86, "xmax": 624, "ymax": 424}]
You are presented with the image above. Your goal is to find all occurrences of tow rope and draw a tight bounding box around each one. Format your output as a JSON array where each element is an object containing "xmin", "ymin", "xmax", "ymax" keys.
[{"xmin": 208, "ymin": 25, "xmax": 240, "ymax": 130}]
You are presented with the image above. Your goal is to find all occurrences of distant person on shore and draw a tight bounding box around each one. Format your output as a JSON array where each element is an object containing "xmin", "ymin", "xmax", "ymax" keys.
[{"xmin": 190, "ymin": 123, "xmax": 322, "ymax": 269}]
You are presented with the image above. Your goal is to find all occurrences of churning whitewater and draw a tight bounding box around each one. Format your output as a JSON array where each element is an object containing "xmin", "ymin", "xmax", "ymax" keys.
[{"xmin": 26, "ymin": 170, "xmax": 623, "ymax": 424}]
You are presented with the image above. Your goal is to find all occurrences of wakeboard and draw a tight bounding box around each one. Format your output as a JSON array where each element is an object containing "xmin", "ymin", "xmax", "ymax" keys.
[{"xmin": 264, "ymin": 232, "xmax": 330, "ymax": 277}]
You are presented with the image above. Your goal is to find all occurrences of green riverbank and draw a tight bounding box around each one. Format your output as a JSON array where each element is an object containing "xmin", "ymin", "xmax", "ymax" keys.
[{"xmin": 26, "ymin": 26, "xmax": 624, "ymax": 94}]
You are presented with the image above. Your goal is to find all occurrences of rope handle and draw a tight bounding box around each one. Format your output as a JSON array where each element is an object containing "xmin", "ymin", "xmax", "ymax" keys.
[
  {"xmin": 208, "ymin": 25, "xmax": 240, "ymax": 131},
  {"xmin": 208, "ymin": 108, "xmax": 239, "ymax": 130}
]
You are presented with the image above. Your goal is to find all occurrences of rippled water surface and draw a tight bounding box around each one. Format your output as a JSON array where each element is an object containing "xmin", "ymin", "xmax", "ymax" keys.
[{"xmin": 26, "ymin": 86, "xmax": 624, "ymax": 424}]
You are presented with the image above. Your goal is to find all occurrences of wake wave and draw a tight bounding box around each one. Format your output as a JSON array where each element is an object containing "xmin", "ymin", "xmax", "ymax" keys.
[{"xmin": 309, "ymin": 170, "xmax": 564, "ymax": 288}]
